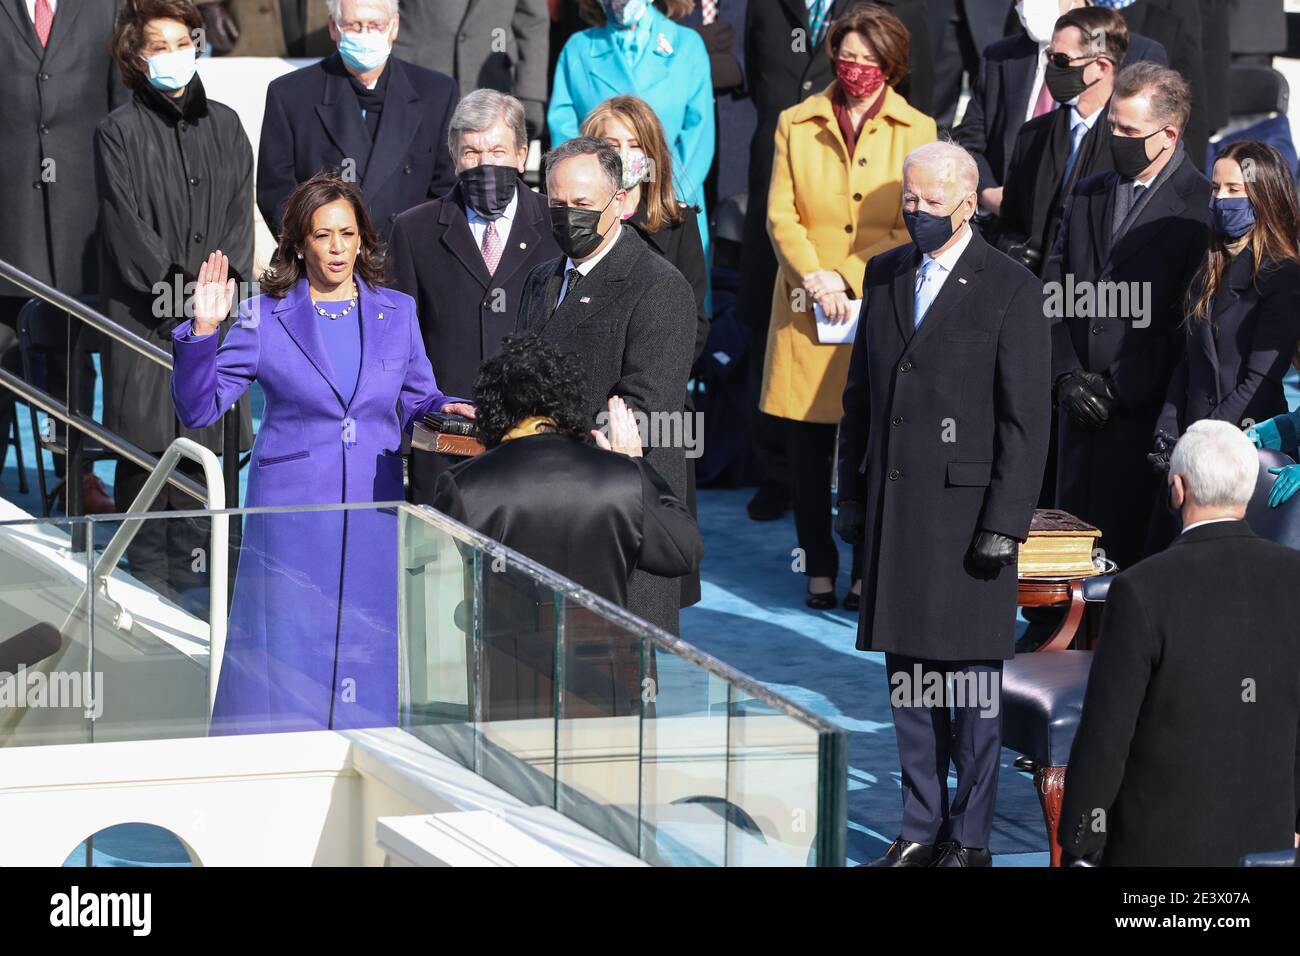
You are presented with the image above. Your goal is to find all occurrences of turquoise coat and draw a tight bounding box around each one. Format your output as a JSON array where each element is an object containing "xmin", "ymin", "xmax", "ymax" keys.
[{"xmin": 548, "ymin": 9, "xmax": 715, "ymax": 264}]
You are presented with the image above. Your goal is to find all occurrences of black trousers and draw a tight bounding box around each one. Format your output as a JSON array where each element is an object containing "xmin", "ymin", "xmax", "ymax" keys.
[
  {"xmin": 885, "ymin": 653, "xmax": 1004, "ymax": 848},
  {"xmin": 783, "ymin": 418, "xmax": 863, "ymax": 583}
]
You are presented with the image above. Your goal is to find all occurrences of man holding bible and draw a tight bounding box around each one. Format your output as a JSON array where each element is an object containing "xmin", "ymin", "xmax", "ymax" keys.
[{"xmin": 836, "ymin": 141, "xmax": 1051, "ymax": 867}]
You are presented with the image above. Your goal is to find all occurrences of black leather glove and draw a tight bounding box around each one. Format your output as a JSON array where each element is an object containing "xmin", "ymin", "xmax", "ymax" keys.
[
  {"xmin": 198, "ymin": 1, "xmax": 240, "ymax": 55},
  {"xmin": 835, "ymin": 499, "xmax": 865, "ymax": 545},
  {"xmin": 1055, "ymin": 371, "xmax": 1111, "ymax": 431},
  {"xmin": 1078, "ymin": 370, "xmax": 1121, "ymax": 413},
  {"xmin": 1147, "ymin": 429, "xmax": 1177, "ymax": 474},
  {"xmin": 967, "ymin": 528, "xmax": 1019, "ymax": 574}
]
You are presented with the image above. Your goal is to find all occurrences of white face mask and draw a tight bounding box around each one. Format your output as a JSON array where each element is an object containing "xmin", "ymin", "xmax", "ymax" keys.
[
  {"xmin": 145, "ymin": 47, "xmax": 198, "ymax": 92},
  {"xmin": 1016, "ymin": 0, "xmax": 1062, "ymax": 45}
]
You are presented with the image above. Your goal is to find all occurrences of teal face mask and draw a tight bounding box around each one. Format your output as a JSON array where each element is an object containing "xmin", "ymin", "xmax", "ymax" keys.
[
  {"xmin": 338, "ymin": 28, "xmax": 391, "ymax": 72},
  {"xmin": 145, "ymin": 48, "xmax": 197, "ymax": 92}
]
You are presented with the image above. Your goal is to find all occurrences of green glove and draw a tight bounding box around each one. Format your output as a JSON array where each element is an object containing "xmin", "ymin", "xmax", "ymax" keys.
[
  {"xmin": 1249, "ymin": 413, "xmax": 1299, "ymax": 452},
  {"xmin": 1267, "ymin": 464, "xmax": 1300, "ymax": 508}
]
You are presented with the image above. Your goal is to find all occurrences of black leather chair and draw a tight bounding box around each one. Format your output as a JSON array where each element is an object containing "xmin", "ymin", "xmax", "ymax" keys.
[{"xmin": 1003, "ymin": 448, "xmax": 1300, "ymax": 864}]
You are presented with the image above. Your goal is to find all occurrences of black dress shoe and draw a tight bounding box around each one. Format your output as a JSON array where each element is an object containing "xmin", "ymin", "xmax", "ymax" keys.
[
  {"xmin": 933, "ymin": 843, "xmax": 992, "ymax": 867},
  {"xmin": 746, "ymin": 481, "xmax": 791, "ymax": 521},
  {"xmin": 842, "ymin": 590, "xmax": 860, "ymax": 612},
  {"xmin": 805, "ymin": 588, "xmax": 837, "ymax": 610},
  {"xmin": 862, "ymin": 837, "xmax": 938, "ymax": 867}
]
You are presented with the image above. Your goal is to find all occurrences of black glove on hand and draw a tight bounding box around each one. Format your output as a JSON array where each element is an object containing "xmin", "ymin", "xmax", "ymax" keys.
[
  {"xmin": 1055, "ymin": 371, "xmax": 1111, "ymax": 431},
  {"xmin": 835, "ymin": 499, "xmax": 866, "ymax": 545},
  {"xmin": 967, "ymin": 529, "xmax": 1019, "ymax": 574},
  {"xmin": 1147, "ymin": 429, "xmax": 1177, "ymax": 474},
  {"xmin": 199, "ymin": 2, "xmax": 240, "ymax": 55},
  {"xmin": 1078, "ymin": 370, "xmax": 1121, "ymax": 413}
]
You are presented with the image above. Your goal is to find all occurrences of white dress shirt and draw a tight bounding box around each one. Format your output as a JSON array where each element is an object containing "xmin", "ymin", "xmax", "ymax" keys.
[
  {"xmin": 1024, "ymin": 41, "xmax": 1049, "ymax": 123},
  {"xmin": 1181, "ymin": 517, "xmax": 1240, "ymax": 535},
  {"xmin": 920, "ymin": 221, "xmax": 975, "ymax": 293},
  {"xmin": 466, "ymin": 188, "xmax": 518, "ymax": 251},
  {"xmin": 555, "ymin": 222, "xmax": 622, "ymax": 310}
]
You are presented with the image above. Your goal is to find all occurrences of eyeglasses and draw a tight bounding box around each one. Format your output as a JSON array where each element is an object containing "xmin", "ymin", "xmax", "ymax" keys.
[
  {"xmin": 1045, "ymin": 51, "xmax": 1103, "ymax": 70},
  {"xmin": 338, "ymin": 20, "xmax": 392, "ymax": 34}
]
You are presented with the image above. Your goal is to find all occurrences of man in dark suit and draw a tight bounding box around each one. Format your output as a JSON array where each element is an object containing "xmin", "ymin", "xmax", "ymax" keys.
[
  {"xmin": 740, "ymin": 0, "xmax": 934, "ymax": 522},
  {"xmin": 1044, "ymin": 61, "xmax": 1211, "ymax": 571},
  {"xmin": 1060, "ymin": 420, "xmax": 1300, "ymax": 866},
  {"xmin": 517, "ymin": 138, "xmax": 697, "ymax": 636},
  {"xmin": 389, "ymin": 89, "xmax": 560, "ymax": 502},
  {"xmin": 996, "ymin": 6, "xmax": 1128, "ymax": 274},
  {"xmin": 432, "ymin": 336, "xmax": 702, "ymax": 723},
  {"xmin": 953, "ymin": 0, "xmax": 1167, "ymax": 218},
  {"xmin": 256, "ymin": 0, "xmax": 458, "ymax": 241},
  {"xmin": 836, "ymin": 141, "xmax": 1051, "ymax": 867},
  {"xmin": 928, "ymin": 0, "xmax": 1013, "ymax": 129}
]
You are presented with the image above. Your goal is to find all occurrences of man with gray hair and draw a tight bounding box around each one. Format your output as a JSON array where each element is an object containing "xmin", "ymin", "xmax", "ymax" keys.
[
  {"xmin": 516, "ymin": 137, "xmax": 697, "ymax": 636},
  {"xmin": 390, "ymin": 88, "xmax": 559, "ymax": 501},
  {"xmin": 1060, "ymin": 420, "xmax": 1300, "ymax": 865},
  {"xmin": 257, "ymin": 0, "xmax": 458, "ymax": 241},
  {"xmin": 837, "ymin": 140, "xmax": 1051, "ymax": 866}
]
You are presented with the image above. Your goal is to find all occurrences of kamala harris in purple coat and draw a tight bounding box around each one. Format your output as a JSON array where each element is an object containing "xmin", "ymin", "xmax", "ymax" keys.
[{"xmin": 171, "ymin": 175, "xmax": 473, "ymax": 735}]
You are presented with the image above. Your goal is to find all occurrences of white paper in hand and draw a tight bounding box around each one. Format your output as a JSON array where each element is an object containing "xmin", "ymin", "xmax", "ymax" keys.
[{"xmin": 814, "ymin": 299, "xmax": 862, "ymax": 344}]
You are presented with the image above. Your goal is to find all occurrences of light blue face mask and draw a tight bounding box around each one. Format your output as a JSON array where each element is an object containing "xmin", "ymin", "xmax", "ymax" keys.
[
  {"xmin": 338, "ymin": 28, "xmax": 392, "ymax": 73},
  {"xmin": 145, "ymin": 47, "xmax": 197, "ymax": 92},
  {"xmin": 604, "ymin": 0, "xmax": 649, "ymax": 28}
]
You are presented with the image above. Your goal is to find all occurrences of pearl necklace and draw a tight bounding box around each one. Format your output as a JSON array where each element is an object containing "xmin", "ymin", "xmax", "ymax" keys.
[{"xmin": 313, "ymin": 284, "xmax": 358, "ymax": 319}]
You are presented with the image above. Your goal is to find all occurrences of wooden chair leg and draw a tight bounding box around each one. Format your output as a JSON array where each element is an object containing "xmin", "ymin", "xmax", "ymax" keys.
[
  {"xmin": 1037, "ymin": 581, "xmax": 1087, "ymax": 651},
  {"xmin": 1034, "ymin": 764, "xmax": 1067, "ymax": 866}
]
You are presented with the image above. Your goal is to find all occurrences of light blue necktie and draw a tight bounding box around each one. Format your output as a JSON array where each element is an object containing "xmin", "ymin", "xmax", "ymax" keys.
[
  {"xmin": 914, "ymin": 258, "xmax": 940, "ymax": 329},
  {"xmin": 807, "ymin": 0, "xmax": 832, "ymax": 46},
  {"xmin": 1062, "ymin": 117, "xmax": 1088, "ymax": 186}
]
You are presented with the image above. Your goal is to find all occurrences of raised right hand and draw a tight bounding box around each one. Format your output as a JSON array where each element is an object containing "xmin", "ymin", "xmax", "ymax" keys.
[{"xmin": 192, "ymin": 250, "xmax": 236, "ymax": 337}]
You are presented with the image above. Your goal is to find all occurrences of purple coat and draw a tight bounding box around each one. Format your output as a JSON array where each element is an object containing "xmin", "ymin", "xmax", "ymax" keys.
[{"xmin": 171, "ymin": 277, "xmax": 457, "ymax": 734}]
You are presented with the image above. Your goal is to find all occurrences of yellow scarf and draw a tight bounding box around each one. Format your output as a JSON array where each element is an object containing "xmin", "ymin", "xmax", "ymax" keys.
[{"xmin": 500, "ymin": 416, "xmax": 558, "ymax": 443}]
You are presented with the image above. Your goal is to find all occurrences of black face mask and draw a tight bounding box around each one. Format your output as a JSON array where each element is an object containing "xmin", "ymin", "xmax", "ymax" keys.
[
  {"xmin": 459, "ymin": 164, "xmax": 518, "ymax": 221},
  {"xmin": 549, "ymin": 195, "xmax": 616, "ymax": 260},
  {"xmin": 1044, "ymin": 60, "xmax": 1099, "ymax": 104},
  {"xmin": 1110, "ymin": 128, "xmax": 1165, "ymax": 180}
]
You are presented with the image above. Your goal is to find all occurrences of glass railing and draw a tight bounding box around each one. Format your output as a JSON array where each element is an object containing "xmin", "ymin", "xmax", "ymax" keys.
[{"xmin": 0, "ymin": 501, "xmax": 847, "ymax": 866}]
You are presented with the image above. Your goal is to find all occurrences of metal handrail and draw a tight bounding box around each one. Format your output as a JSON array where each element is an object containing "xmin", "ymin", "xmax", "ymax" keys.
[{"xmin": 0, "ymin": 258, "xmax": 174, "ymax": 369}]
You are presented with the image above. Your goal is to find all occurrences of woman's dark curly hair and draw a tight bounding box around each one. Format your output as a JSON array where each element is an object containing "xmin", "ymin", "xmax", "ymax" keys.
[{"xmin": 473, "ymin": 335, "xmax": 593, "ymax": 449}]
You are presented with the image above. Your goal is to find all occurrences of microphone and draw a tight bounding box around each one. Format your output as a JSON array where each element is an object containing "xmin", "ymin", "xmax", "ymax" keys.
[{"xmin": 0, "ymin": 622, "xmax": 65, "ymax": 673}]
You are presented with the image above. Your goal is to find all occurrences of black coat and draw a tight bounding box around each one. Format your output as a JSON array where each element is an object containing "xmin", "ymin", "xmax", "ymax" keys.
[
  {"xmin": 953, "ymin": 31, "xmax": 1167, "ymax": 194},
  {"xmin": 837, "ymin": 227, "xmax": 1050, "ymax": 661},
  {"xmin": 431, "ymin": 433, "xmax": 702, "ymax": 611},
  {"xmin": 517, "ymin": 227, "xmax": 698, "ymax": 635},
  {"xmin": 1114, "ymin": 0, "xmax": 1209, "ymax": 169},
  {"xmin": 1043, "ymin": 153, "xmax": 1211, "ymax": 569},
  {"xmin": 95, "ymin": 79, "xmax": 254, "ymax": 455},
  {"xmin": 256, "ymin": 53, "xmax": 458, "ymax": 241},
  {"xmin": 389, "ymin": 178, "xmax": 561, "ymax": 500},
  {"xmin": 738, "ymin": 0, "xmax": 933, "ymax": 333},
  {"xmin": 0, "ymin": 0, "xmax": 127, "ymax": 299},
  {"xmin": 1158, "ymin": 255, "xmax": 1300, "ymax": 438},
  {"xmin": 996, "ymin": 103, "xmax": 1115, "ymax": 270},
  {"xmin": 1059, "ymin": 521, "xmax": 1300, "ymax": 866}
]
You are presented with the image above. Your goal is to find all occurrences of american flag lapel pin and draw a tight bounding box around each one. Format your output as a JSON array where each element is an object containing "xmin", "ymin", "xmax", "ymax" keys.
[
  {"xmin": 579, "ymin": 296, "xmax": 591, "ymax": 303},
  {"xmin": 957, "ymin": 278, "xmax": 967, "ymax": 285}
]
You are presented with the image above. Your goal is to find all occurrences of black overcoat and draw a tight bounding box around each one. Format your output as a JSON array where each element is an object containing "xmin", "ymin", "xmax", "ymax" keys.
[{"xmin": 837, "ymin": 227, "xmax": 1050, "ymax": 661}]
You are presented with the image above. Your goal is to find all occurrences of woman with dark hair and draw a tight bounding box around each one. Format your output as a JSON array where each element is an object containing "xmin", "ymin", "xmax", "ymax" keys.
[
  {"xmin": 1154, "ymin": 142, "xmax": 1300, "ymax": 492},
  {"xmin": 96, "ymin": 0, "xmax": 255, "ymax": 598},
  {"xmin": 171, "ymin": 173, "xmax": 473, "ymax": 733},
  {"xmin": 760, "ymin": 3, "xmax": 935, "ymax": 609}
]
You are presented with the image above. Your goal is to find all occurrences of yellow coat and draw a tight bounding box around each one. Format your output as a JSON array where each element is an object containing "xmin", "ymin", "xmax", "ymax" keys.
[{"xmin": 759, "ymin": 84, "xmax": 937, "ymax": 423}]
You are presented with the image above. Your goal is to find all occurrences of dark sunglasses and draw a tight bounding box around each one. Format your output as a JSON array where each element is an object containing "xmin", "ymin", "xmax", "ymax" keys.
[{"xmin": 1045, "ymin": 51, "xmax": 1102, "ymax": 70}]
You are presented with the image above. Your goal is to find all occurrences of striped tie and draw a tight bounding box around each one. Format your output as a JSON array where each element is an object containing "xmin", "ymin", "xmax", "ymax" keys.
[
  {"xmin": 480, "ymin": 220, "xmax": 503, "ymax": 275},
  {"xmin": 807, "ymin": 0, "xmax": 832, "ymax": 47}
]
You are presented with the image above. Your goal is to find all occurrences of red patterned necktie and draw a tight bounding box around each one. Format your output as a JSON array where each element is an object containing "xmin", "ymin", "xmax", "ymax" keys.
[
  {"xmin": 702, "ymin": 0, "xmax": 718, "ymax": 26},
  {"xmin": 33, "ymin": 0, "xmax": 53, "ymax": 47},
  {"xmin": 480, "ymin": 220, "xmax": 503, "ymax": 275}
]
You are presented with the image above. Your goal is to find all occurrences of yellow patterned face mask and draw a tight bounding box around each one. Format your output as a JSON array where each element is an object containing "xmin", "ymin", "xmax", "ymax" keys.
[{"xmin": 500, "ymin": 416, "xmax": 558, "ymax": 443}]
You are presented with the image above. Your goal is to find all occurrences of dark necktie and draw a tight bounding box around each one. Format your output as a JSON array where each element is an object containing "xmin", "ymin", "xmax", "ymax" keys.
[
  {"xmin": 1133, "ymin": 183, "xmax": 1147, "ymax": 202},
  {"xmin": 564, "ymin": 268, "xmax": 584, "ymax": 299}
]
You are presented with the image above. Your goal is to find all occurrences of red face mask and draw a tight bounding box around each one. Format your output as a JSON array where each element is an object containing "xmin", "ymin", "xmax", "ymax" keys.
[{"xmin": 836, "ymin": 59, "xmax": 885, "ymax": 99}]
